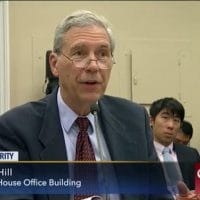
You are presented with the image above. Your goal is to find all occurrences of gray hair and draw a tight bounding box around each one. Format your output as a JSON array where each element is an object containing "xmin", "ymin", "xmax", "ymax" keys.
[{"xmin": 53, "ymin": 10, "xmax": 115, "ymax": 55}]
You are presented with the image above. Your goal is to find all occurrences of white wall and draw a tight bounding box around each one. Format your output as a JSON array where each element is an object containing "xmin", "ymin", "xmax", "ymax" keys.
[
  {"xmin": 8, "ymin": 1, "xmax": 200, "ymax": 151},
  {"xmin": 0, "ymin": 1, "xmax": 10, "ymax": 114}
]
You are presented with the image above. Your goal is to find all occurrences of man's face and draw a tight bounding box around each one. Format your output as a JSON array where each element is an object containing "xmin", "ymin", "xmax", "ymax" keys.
[
  {"xmin": 150, "ymin": 109, "xmax": 181, "ymax": 146},
  {"xmin": 50, "ymin": 25, "xmax": 112, "ymax": 113},
  {"xmin": 174, "ymin": 130, "xmax": 190, "ymax": 145}
]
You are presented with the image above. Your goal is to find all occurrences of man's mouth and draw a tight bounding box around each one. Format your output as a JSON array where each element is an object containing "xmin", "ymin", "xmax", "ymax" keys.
[{"xmin": 83, "ymin": 80, "xmax": 98, "ymax": 84}]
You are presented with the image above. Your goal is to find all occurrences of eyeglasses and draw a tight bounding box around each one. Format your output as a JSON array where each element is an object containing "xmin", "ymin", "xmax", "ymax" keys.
[{"xmin": 60, "ymin": 52, "xmax": 115, "ymax": 69}]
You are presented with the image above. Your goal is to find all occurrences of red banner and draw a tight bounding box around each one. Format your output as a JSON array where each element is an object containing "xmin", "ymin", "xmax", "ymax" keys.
[{"xmin": 195, "ymin": 163, "xmax": 200, "ymax": 194}]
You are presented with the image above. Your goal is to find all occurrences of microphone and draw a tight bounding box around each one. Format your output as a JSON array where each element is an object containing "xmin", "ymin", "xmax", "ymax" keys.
[
  {"xmin": 90, "ymin": 103, "xmax": 104, "ymax": 161},
  {"xmin": 90, "ymin": 103, "xmax": 109, "ymax": 200},
  {"xmin": 90, "ymin": 103, "xmax": 100, "ymax": 115},
  {"xmin": 90, "ymin": 104, "xmax": 119, "ymax": 200}
]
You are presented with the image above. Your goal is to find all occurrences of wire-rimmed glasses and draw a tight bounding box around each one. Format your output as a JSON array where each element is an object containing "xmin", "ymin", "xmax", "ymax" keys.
[{"xmin": 60, "ymin": 52, "xmax": 115, "ymax": 69}]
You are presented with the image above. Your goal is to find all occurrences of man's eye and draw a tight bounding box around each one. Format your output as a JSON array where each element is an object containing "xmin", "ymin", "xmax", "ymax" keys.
[
  {"xmin": 98, "ymin": 50, "xmax": 110, "ymax": 58},
  {"xmin": 174, "ymin": 118, "xmax": 180, "ymax": 123},
  {"xmin": 73, "ymin": 51, "xmax": 83, "ymax": 56},
  {"xmin": 72, "ymin": 50, "xmax": 86, "ymax": 59},
  {"xmin": 162, "ymin": 115, "xmax": 168, "ymax": 119}
]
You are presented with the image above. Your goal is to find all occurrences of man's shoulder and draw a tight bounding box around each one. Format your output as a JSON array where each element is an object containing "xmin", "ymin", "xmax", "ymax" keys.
[
  {"xmin": 100, "ymin": 95, "xmax": 144, "ymax": 110},
  {"xmin": 175, "ymin": 143, "xmax": 197, "ymax": 151},
  {"xmin": 0, "ymin": 96, "xmax": 49, "ymax": 122},
  {"xmin": 175, "ymin": 143, "xmax": 200, "ymax": 159},
  {"xmin": 0, "ymin": 88, "xmax": 58, "ymax": 122}
]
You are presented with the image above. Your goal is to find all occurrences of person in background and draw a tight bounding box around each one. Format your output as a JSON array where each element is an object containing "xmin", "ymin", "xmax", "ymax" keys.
[
  {"xmin": 149, "ymin": 97, "xmax": 200, "ymax": 197},
  {"xmin": 174, "ymin": 120, "xmax": 193, "ymax": 146},
  {"xmin": 45, "ymin": 50, "xmax": 59, "ymax": 95}
]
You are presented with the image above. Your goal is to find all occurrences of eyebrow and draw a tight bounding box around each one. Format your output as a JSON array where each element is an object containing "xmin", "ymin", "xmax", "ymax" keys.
[
  {"xmin": 70, "ymin": 44, "xmax": 86, "ymax": 52},
  {"xmin": 98, "ymin": 44, "xmax": 110, "ymax": 49},
  {"xmin": 160, "ymin": 111, "xmax": 180, "ymax": 118},
  {"xmin": 160, "ymin": 111, "xmax": 170, "ymax": 115},
  {"xmin": 71, "ymin": 42, "xmax": 110, "ymax": 49}
]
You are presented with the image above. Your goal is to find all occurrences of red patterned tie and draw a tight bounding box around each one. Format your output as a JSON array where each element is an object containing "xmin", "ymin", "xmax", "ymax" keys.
[
  {"xmin": 74, "ymin": 117, "xmax": 96, "ymax": 200},
  {"xmin": 75, "ymin": 117, "xmax": 96, "ymax": 161}
]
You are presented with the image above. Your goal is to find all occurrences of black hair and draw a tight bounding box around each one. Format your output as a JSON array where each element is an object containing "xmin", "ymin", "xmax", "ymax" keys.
[
  {"xmin": 149, "ymin": 97, "xmax": 185, "ymax": 121},
  {"xmin": 181, "ymin": 120, "xmax": 193, "ymax": 139}
]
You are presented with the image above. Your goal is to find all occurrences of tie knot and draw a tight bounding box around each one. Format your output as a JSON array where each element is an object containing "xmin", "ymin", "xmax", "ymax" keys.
[
  {"xmin": 76, "ymin": 117, "xmax": 89, "ymax": 131},
  {"xmin": 163, "ymin": 147, "xmax": 171, "ymax": 154}
]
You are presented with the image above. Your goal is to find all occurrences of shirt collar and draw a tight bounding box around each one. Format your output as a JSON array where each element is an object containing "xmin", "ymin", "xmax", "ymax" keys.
[
  {"xmin": 154, "ymin": 141, "xmax": 174, "ymax": 155},
  {"xmin": 57, "ymin": 88, "xmax": 95, "ymax": 133}
]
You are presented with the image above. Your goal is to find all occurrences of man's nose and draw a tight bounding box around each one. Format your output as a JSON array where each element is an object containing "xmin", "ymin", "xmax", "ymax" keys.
[
  {"xmin": 86, "ymin": 53, "xmax": 99, "ymax": 70},
  {"xmin": 86, "ymin": 59, "xmax": 99, "ymax": 71},
  {"xmin": 167, "ymin": 119, "xmax": 175, "ymax": 129}
]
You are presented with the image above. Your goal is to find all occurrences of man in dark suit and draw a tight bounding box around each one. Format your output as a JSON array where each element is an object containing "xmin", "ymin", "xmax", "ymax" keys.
[
  {"xmin": 0, "ymin": 89, "xmax": 158, "ymax": 200},
  {"xmin": 149, "ymin": 97, "xmax": 200, "ymax": 196},
  {"xmin": 0, "ymin": 10, "xmax": 197, "ymax": 200},
  {"xmin": 174, "ymin": 143, "xmax": 200, "ymax": 189},
  {"xmin": 0, "ymin": 10, "xmax": 164, "ymax": 200}
]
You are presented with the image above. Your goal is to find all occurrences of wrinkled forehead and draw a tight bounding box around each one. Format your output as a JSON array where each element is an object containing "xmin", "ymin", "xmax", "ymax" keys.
[{"xmin": 63, "ymin": 25, "xmax": 110, "ymax": 48}]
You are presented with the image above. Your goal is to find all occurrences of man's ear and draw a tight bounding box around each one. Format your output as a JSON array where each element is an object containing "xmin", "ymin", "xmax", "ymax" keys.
[
  {"xmin": 49, "ymin": 52, "xmax": 59, "ymax": 77},
  {"xmin": 149, "ymin": 116, "xmax": 154, "ymax": 127}
]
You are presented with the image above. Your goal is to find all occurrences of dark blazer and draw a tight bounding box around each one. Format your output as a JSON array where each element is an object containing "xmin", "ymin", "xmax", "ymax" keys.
[
  {"xmin": 174, "ymin": 143, "xmax": 200, "ymax": 190},
  {"xmin": 0, "ymin": 88, "xmax": 167, "ymax": 200}
]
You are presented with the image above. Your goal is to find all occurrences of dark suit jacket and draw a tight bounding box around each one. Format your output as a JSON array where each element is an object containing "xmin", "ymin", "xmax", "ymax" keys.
[
  {"xmin": 0, "ymin": 88, "xmax": 168, "ymax": 200},
  {"xmin": 174, "ymin": 143, "xmax": 200, "ymax": 190}
]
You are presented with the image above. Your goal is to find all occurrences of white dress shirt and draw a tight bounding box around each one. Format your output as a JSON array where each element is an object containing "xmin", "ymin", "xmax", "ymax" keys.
[
  {"xmin": 154, "ymin": 141, "xmax": 178, "ymax": 162},
  {"xmin": 57, "ymin": 88, "xmax": 120, "ymax": 200},
  {"xmin": 154, "ymin": 141, "xmax": 183, "ymax": 199}
]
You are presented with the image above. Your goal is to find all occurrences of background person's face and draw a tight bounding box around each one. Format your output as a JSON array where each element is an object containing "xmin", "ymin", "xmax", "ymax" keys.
[
  {"xmin": 174, "ymin": 131, "xmax": 190, "ymax": 145},
  {"xmin": 151, "ymin": 109, "xmax": 181, "ymax": 146}
]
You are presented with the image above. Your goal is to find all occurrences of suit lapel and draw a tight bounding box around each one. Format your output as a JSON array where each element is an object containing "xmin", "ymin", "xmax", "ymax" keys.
[
  {"xmin": 37, "ymin": 90, "xmax": 69, "ymax": 199},
  {"xmin": 98, "ymin": 98, "xmax": 137, "ymax": 161},
  {"xmin": 38, "ymin": 89, "xmax": 67, "ymax": 160},
  {"xmin": 173, "ymin": 144, "xmax": 185, "ymax": 162}
]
